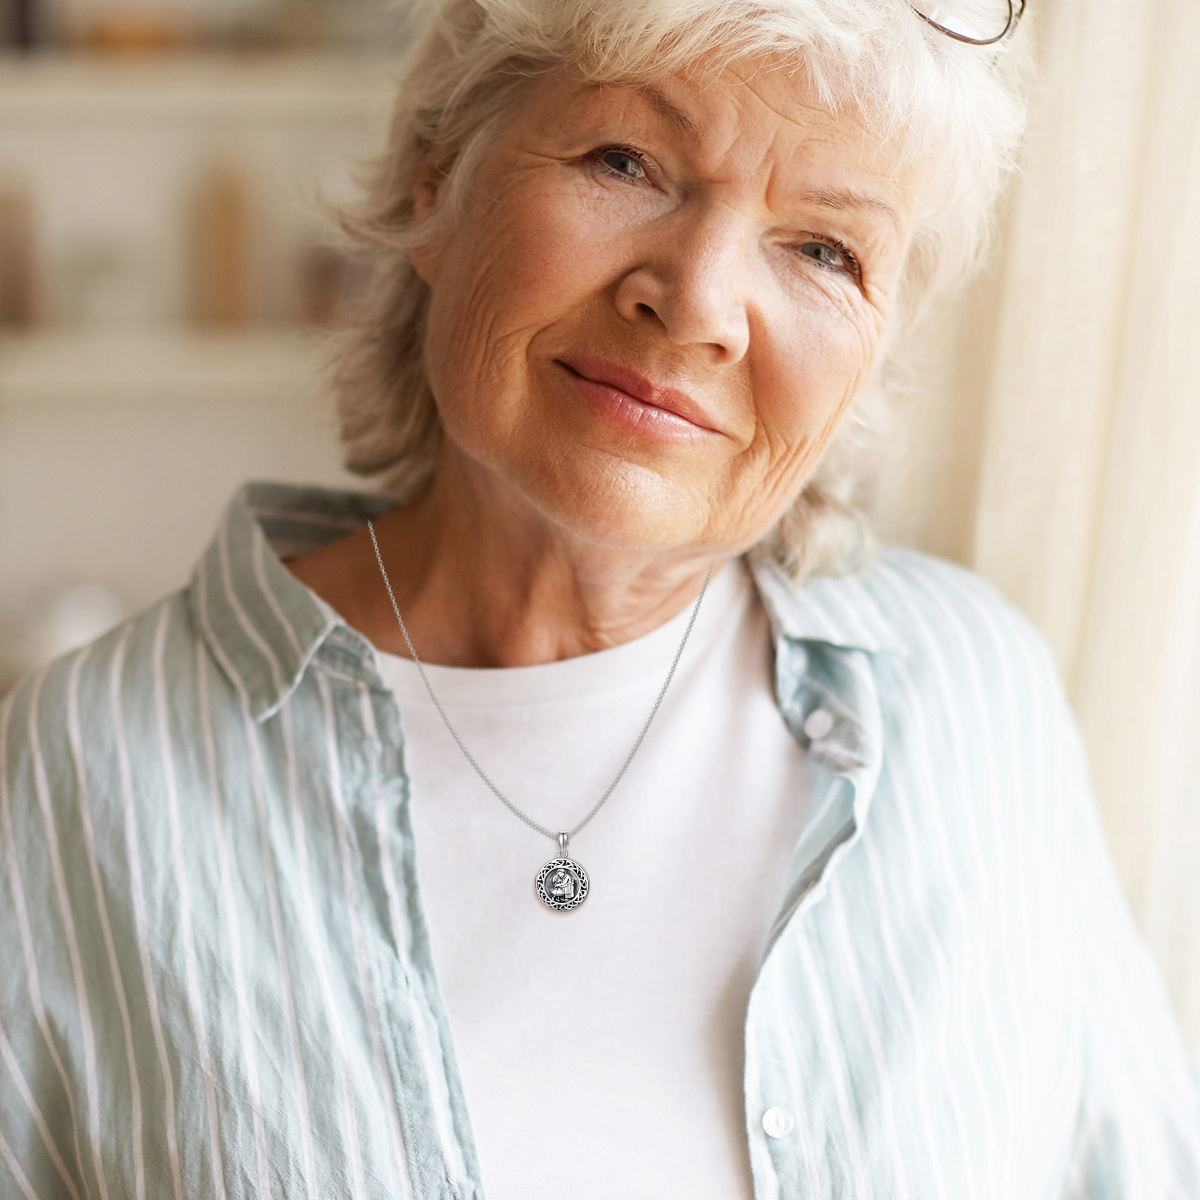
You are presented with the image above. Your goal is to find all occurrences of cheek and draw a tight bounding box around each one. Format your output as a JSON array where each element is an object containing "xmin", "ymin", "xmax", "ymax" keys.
[
  {"xmin": 752, "ymin": 296, "xmax": 880, "ymax": 464},
  {"xmin": 713, "ymin": 294, "xmax": 881, "ymax": 532},
  {"xmin": 423, "ymin": 188, "xmax": 620, "ymax": 405}
]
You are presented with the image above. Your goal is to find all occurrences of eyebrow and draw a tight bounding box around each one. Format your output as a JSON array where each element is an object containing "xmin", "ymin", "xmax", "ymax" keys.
[
  {"xmin": 794, "ymin": 185, "xmax": 902, "ymax": 233},
  {"xmin": 631, "ymin": 84, "xmax": 699, "ymax": 142}
]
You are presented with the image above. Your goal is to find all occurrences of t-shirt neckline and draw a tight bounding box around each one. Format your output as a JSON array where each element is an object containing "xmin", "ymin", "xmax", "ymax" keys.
[{"xmin": 376, "ymin": 557, "xmax": 752, "ymax": 708}]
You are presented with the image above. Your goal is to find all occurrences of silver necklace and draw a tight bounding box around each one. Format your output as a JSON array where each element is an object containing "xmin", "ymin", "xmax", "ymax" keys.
[{"xmin": 367, "ymin": 519, "xmax": 714, "ymax": 913}]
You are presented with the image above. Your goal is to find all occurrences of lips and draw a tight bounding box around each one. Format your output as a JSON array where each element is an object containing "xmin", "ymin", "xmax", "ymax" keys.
[{"xmin": 557, "ymin": 355, "xmax": 721, "ymax": 434}]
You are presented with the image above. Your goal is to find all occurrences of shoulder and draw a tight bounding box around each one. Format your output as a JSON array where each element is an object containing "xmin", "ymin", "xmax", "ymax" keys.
[
  {"xmin": 764, "ymin": 542, "xmax": 1062, "ymax": 693},
  {"xmin": 857, "ymin": 545, "xmax": 1065, "ymax": 704},
  {"xmin": 0, "ymin": 588, "xmax": 218, "ymax": 1066},
  {"xmin": 764, "ymin": 543, "xmax": 1075, "ymax": 757},
  {"xmin": 1, "ymin": 588, "xmax": 202, "ymax": 839},
  {"xmin": 846, "ymin": 548, "xmax": 1088, "ymax": 807}
]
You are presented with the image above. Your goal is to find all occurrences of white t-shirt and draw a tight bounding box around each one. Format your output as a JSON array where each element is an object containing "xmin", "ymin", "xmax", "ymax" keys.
[{"xmin": 376, "ymin": 558, "xmax": 816, "ymax": 1199}]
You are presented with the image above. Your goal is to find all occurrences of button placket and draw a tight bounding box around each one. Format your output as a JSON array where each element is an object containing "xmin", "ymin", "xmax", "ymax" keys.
[{"xmin": 365, "ymin": 684, "xmax": 486, "ymax": 1198}]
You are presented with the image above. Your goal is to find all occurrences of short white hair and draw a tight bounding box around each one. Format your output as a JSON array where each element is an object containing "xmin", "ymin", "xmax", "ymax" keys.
[{"xmin": 331, "ymin": 0, "xmax": 1031, "ymax": 578}]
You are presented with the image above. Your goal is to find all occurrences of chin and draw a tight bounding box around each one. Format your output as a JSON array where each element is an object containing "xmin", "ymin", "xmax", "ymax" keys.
[{"xmin": 527, "ymin": 459, "xmax": 711, "ymax": 554}]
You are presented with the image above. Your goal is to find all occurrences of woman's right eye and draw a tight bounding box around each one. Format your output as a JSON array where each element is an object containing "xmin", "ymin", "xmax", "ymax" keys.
[{"xmin": 594, "ymin": 147, "xmax": 648, "ymax": 182}]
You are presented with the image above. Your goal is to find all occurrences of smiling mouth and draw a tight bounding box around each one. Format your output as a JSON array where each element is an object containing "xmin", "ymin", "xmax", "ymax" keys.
[{"xmin": 555, "ymin": 356, "xmax": 722, "ymax": 435}]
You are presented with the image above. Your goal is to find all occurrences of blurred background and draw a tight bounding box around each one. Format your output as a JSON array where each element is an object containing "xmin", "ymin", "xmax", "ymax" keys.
[
  {"xmin": 0, "ymin": 0, "xmax": 393, "ymax": 688},
  {"xmin": 2, "ymin": 0, "xmax": 1200, "ymax": 1053}
]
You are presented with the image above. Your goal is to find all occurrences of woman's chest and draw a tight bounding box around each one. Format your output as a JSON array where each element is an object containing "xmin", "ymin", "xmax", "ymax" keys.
[{"xmin": 400, "ymin": 671, "xmax": 819, "ymax": 1200}]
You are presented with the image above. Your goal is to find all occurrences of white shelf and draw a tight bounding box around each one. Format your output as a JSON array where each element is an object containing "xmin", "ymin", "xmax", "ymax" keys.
[
  {"xmin": 0, "ymin": 53, "xmax": 393, "ymax": 125},
  {"xmin": 0, "ymin": 329, "xmax": 329, "ymax": 404}
]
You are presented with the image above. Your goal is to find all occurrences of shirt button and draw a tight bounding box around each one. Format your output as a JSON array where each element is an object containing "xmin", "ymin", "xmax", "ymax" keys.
[
  {"xmin": 803, "ymin": 708, "xmax": 834, "ymax": 740},
  {"xmin": 762, "ymin": 1106, "xmax": 795, "ymax": 1138}
]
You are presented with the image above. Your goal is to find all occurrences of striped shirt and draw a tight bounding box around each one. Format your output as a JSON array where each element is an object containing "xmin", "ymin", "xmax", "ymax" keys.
[{"xmin": 2, "ymin": 479, "xmax": 1199, "ymax": 1200}]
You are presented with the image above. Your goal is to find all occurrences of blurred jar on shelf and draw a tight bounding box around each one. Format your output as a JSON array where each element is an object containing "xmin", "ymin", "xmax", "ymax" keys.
[
  {"xmin": 79, "ymin": 6, "xmax": 187, "ymax": 52},
  {"xmin": 0, "ymin": 176, "xmax": 41, "ymax": 329},
  {"xmin": 1, "ymin": 0, "xmax": 56, "ymax": 49},
  {"xmin": 188, "ymin": 156, "xmax": 261, "ymax": 329}
]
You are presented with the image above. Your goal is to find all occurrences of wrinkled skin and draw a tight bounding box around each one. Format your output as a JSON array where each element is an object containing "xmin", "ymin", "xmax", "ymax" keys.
[{"xmin": 288, "ymin": 57, "xmax": 924, "ymax": 665}]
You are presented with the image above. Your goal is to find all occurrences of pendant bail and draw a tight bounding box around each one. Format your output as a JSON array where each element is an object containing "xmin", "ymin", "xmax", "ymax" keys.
[{"xmin": 557, "ymin": 831, "xmax": 569, "ymax": 858}]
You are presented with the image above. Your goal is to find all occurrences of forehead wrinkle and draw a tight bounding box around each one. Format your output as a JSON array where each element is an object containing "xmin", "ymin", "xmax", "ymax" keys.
[
  {"xmin": 735, "ymin": 130, "xmax": 903, "ymax": 243},
  {"xmin": 724, "ymin": 70, "xmax": 907, "ymax": 235}
]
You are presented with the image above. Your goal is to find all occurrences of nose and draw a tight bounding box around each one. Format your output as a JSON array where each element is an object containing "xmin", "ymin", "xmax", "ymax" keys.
[{"xmin": 613, "ymin": 207, "xmax": 752, "ymax": 364}]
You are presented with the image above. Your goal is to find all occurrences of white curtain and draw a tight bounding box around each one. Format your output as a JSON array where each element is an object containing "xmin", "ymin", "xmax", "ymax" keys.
[{"xmin": 872, "ymin": 0, "xmax": 1200, "ymax": 1053}]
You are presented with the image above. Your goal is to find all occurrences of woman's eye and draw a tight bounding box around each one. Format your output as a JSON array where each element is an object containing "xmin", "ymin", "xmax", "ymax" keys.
[
  {"xmin": 596, "ymin": 148, "xmax": 647, "ymax": 182},
  {"xmin": 797, "ymin": 239, "xmax": 859, "ymax": 276}
]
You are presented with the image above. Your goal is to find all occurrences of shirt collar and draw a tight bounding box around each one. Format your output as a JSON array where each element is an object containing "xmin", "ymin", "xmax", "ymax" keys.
[
  {"xmin": 747, "ymin": 545, "xmax": 908, "ymax": 658},
  {"xmin": 187, "ymin": 481, "xmax": 395, "ymax": 722},
  {"xmin": 188, "ymin": 481, "xmax": 906, "ymax": 722}
]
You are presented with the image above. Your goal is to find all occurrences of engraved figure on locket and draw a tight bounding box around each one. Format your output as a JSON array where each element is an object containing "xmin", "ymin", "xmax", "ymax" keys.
[{"xmin": 548, "ymin": 867, "xmax": 577, "ymax": 901}]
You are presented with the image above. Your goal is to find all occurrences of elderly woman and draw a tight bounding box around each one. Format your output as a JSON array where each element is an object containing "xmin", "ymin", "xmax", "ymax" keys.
[{"xmin": 4, "ymin": 0, "xmax": 1200, "ymax": 1196}]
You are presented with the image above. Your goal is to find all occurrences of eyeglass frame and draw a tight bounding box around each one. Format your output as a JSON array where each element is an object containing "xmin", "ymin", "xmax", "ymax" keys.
[{"xmin": 910, "ymin": 0, "xmax": 1026, "ymax": 44}]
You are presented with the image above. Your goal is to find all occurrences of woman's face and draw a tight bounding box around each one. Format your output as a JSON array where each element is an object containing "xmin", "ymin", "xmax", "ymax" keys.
[{"xmin": 411, "ymin": 58, "xmax": 923, "ymax": 559}]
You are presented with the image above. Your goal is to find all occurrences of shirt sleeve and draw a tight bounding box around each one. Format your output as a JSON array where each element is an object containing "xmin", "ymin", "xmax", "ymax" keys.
[{"xmin": 1054, "ymin": 698, "xmax": 1200, "ymax": 1196}]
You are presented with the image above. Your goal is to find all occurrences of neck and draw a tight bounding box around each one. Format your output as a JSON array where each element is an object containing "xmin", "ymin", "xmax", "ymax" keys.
[{"xmin": 288, "ymin": 462, "xmax": 726, "ymax": 669}]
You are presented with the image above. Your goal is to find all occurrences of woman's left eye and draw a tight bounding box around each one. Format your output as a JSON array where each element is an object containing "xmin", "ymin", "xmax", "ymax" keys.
[
  {"xmin": 594, "ymin": 147, "xmax": 648, "ymax": 182},
  {"xmin": 797, "ymin": 238, "xmax": 859, "ymax": 276}
]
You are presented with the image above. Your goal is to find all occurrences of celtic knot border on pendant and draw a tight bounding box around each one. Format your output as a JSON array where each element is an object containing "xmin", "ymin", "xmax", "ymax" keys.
[{"xmin": 535, "ymin": 857, "xmax": 590, "ymax": 912}]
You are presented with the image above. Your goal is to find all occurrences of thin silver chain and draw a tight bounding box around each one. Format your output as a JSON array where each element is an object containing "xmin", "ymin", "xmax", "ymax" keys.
[{"xmin": 367, "ymin": 519, "xmax": 714, "ymax": 844}]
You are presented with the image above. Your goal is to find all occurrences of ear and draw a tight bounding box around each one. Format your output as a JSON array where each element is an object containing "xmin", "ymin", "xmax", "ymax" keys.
[
  {"xmin": 412, "ymin": 144, "xmax": 451, "ymax": 223},
  {"xmin": 409, "ymin": 146, "xmax": 454, "ymax": 286}
]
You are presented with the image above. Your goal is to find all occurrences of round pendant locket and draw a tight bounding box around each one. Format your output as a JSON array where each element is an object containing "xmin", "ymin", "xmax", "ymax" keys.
[{"xmin": 535, "ymin": 834, "xmax": 589, "ymax": 912}]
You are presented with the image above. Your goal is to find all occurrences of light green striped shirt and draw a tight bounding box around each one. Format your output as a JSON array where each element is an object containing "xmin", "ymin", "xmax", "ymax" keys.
[{"xmin": 2, "ymin": 480, "xmax": 1199, "ymax": 1199}]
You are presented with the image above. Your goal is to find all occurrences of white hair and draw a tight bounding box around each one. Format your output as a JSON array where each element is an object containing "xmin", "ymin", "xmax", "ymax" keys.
[{"xmin": 330, "ymin": 0, "xmax": 1031, "ymax": 579}]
